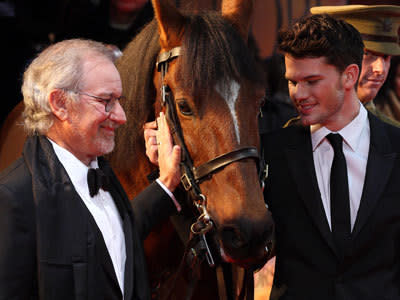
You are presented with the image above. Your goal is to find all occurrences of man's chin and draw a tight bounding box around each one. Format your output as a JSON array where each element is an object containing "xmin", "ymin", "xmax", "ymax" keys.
[
  {"xmin": 358, "ymin": 89, "xmax": 378, "ymax": 104},
  {"xmin": 96, "ymin": 140, "xmax": 115, "ymax": 156},
  {"xmin": 300, "ymin": 116, "xmax": 314, "ymax": 127}
]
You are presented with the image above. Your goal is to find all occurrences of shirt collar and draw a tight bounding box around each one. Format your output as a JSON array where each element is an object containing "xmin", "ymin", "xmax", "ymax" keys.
[
  {"xmin": 47, "ymin": 138, "xmax": 98, "ymax": 189},
  {"xmin": 311, "ymin": 102, "xmax": 368, "ymax": 152}
]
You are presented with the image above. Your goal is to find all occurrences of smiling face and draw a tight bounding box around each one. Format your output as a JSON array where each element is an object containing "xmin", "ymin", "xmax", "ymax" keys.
[
  {"xmin": 285, "ymin": 55, "xmax": 354, "ymax": 131},
  {"xmin": 357, "ymin": 50, "xmax": 391, "ymax": 103},
  {"xmin": 56, "ymin": 55, "xmax": 127, "ymax": 165}
]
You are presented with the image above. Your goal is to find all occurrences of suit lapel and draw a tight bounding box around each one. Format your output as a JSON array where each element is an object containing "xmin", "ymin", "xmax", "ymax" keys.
[
  {"xmin": 100, "ymin": 158, "xmax": 134, "ymax": 300},
  {"xmin": 352, "ymin": 113, "xmax": 397, "ymax": 237},
  {"xmin": 86, "ymin": 187, "xmax": 132, "ymax": 300},
  {"xmin": 284, "ymin": 126, "xmax": 338, "ymax": 256},
  {"xmin": 24, "ymin": 136, "xmax": 90, "ymax": 299},
  {"xmin": 122, "ymin": 213, "xmax": 134, "ymax": 300},
  {"xmin": 107, "ymin": 187, "xmax": 134, "ymax": 300}
]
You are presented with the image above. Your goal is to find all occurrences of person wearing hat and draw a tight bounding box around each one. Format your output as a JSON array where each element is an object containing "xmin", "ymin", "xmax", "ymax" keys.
[{"xmin": 310, "ymin": 4, "xmax": 400, "ymax": 127}]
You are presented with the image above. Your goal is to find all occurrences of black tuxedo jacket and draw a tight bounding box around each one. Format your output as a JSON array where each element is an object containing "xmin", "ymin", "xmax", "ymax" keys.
[
  {"xmin": 262, "ymin": 113, "xmax": 400, "ymax": 300},
  {"xmin": 0, "ymin": 136, "xmax": 175, "ymax": 300}
]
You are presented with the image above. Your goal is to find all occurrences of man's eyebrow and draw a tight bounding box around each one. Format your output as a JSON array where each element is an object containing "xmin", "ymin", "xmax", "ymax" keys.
[
  {"xmin": 304, "ymin": 75, "xmax": 322, "ymax": 80},
  {"xmin": 285, "ymin": 74, "xmax": 322, "ymax": 81}
]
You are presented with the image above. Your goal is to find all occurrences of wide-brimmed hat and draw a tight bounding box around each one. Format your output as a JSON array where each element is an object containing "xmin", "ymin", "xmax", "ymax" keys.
[{"xmin": 310, "ymin": 5, "xmax": 400, "ymax": 56}]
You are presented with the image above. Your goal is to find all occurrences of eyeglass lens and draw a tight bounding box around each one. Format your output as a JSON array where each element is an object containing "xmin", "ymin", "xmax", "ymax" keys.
[{"xmin": 105, "ymin": 98, "xmax": 117, "ymax": 112}]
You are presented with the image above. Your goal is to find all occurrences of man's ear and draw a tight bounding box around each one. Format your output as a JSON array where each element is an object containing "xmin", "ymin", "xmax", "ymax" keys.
[
  {"xmin": 342, "ymin": 64, "xmax": 359, "ymax": 90},
  {"xmin": 49, "ymin": 89, "xmax": 68, "ymax": 121}
]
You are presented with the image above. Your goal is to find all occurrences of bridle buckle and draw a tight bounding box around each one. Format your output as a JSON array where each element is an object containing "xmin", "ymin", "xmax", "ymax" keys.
[{"xmin": 181, "ymin": 173, "xmax": 193, "ymax": 191}]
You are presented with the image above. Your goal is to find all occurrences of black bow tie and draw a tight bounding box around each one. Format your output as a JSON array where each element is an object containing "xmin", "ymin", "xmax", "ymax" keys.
[{"xmin": 87, "ymin": 168, "xmax": 111, "ymax": 197}]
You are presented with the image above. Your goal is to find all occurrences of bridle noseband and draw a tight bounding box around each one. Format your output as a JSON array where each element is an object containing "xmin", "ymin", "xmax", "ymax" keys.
[{"xmin": 156, "ymin": 46, "xmax": 263, "ymax": 266}]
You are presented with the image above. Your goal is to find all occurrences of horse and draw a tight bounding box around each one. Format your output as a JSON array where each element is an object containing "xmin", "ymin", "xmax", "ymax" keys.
[{"xmin": 108, "ymin": 0, "xmax": 274, "ymax": 298}]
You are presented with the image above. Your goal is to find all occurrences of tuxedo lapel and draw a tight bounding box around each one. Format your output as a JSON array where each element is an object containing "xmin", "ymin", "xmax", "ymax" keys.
[
  {"xmin": 86, "ymin": 213, "xmax": 122, "ymax": 298},
  {"xmin": 352, "ymin": 114, "xmax": 397, "ymax": 237},
  {"xmin": 107, "ymin": 187, "xmax": 134, "ymax": 300},
  {"xmin": 122, "ymin": 213, "xmax": 134, "ymax": 300},
  {"xmin": 100, "ymin": 158, "xmax": 134, "ymax": 300},
  {"xmin": 85, "ymin": 187, "xmax": 132, "ymax": 300},
  {"xmin": 52, "ymin": 185, "xmax": 90, "ymax": 300},
  {"xmin": 284, "ymin": 126, "xmax": 338, "ymax": 256},
  {"xmin": 23, "ymin": 135, "xmax": 90, "ymax": 299}
]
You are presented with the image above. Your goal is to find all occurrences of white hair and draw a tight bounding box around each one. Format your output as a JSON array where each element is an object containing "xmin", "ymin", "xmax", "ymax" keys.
[{"xmin": 22, "ymin": 39, "xmax": 118, "ymax": 135}]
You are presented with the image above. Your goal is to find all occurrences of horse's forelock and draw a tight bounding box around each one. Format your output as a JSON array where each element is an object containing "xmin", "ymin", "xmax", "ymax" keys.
[{"xmin": 177, "ymin": 12, "xmax": 265, "ymax": 101}]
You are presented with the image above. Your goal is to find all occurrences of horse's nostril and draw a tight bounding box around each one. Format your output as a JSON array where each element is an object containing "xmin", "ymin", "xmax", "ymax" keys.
[{"xmin": 220, "ymin": 226, "xmax": 248, "ymax": 250}]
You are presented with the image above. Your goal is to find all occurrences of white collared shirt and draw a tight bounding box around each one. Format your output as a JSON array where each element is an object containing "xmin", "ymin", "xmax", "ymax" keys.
[
  {"xmin": 49, "ymin": 139, "xmax": 126, "ymax": 295},
  {"xmin": 310, "ymin": 103, "xmax": 370, "ymax": 231}
]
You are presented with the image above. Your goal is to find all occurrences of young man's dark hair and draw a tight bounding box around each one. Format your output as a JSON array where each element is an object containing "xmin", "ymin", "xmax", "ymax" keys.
[{"xmin": 278, "ymin": 14, "xmax": 364, "ymax": 74}]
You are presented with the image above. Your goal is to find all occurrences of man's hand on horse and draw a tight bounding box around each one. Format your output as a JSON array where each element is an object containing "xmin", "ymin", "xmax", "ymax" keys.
[
  {"xmin": 144, "ymin": 120, "xmax": 159, "ymax": 165},
  {"xmin": 145, "ymin": 112, "xmax": 181, "ymax": 191}
]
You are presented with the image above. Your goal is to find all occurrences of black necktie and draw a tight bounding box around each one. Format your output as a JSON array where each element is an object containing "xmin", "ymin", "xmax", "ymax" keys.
[
  {"xmin": 326, "ymin": 133, "xmax": 351, "ymax": 257},
  {"xmin": 87, "ymin": 167, "xmax": 111, "ymax": 197}
]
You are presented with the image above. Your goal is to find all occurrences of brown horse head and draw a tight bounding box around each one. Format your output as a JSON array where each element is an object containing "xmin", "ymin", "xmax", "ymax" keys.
[{"xmin": 111, "ymin": 0, "xmax": 273, "ymax": 269}]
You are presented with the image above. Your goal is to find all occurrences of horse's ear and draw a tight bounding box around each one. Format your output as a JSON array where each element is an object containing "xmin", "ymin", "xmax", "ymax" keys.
[
  {"xmin": 221, "ymin": 0, "xmax": 254, "ymax": 41},
  {"xmin": 152, "ymin": 0, "xmax": 185, "ymax": 49}
]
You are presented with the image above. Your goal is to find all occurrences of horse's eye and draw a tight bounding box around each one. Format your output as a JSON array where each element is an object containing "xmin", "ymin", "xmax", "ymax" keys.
[{"xmin": 177, "ymin": 99, "xmax": 193, "ymax": 116}]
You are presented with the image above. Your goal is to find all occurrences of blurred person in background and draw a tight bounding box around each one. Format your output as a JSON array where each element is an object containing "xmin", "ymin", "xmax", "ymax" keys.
[{"xmin": 375, "ymin": 56, "xmax": 400, "ymax": 122}]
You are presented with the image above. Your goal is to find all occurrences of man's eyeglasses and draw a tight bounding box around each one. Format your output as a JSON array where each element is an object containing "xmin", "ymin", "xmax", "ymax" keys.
[{"xmin": 70, "ymin": 91, "xmax": 126, "ymax": 112}]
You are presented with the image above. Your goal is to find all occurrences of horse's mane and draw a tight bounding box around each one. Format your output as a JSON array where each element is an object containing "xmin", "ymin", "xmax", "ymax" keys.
[
  {"xmin": 109, "ymin": 20, "xmax": 160, "ymax": 171},
  {"xmin": 110, "ymin": 11, "xmax": 265, "ymax": 171}
]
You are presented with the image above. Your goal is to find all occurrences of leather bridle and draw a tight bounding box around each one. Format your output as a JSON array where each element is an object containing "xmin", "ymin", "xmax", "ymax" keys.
[
  {"xmin": 156, "ymin": 46, "xmax": 265, "ymax": 300},
  {"xmin": 157, "ymin": 45, "xmax": 261, "ymax": 232}
]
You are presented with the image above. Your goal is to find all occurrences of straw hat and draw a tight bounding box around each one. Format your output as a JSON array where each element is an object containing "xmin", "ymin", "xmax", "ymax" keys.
[{"xmin": 310, "ymin": 5, "xmax": 400, "ymax": 56}]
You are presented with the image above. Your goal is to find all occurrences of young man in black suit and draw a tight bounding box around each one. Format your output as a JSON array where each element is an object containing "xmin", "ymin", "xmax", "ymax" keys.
[
  {"xmin": 263, "ymin": 14, "xmax": 400, "ymax": 299},
  {"xmin": 0, "ymin": 39, "xmax": 181, "ymax": 300}
]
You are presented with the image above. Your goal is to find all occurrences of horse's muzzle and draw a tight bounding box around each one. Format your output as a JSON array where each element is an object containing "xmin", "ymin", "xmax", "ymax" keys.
[{"xmin": 218, "ymin": 214, "xmax": 274, "ymax": 269}]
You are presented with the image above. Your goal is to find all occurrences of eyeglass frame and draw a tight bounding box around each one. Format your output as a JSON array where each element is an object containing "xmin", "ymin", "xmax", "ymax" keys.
[{"xmin": 67, "ymin": 90, "xmax": 126, "ymax": 112}]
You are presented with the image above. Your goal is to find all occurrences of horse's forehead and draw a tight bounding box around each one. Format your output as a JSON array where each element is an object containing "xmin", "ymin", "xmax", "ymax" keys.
[
  {"xmin": 215, "ymin": 80, "xmax": 240, "ymax": 106},
  {"xmin": 215, "ymin": 80, "xmax": 241, "ymax": 143}
]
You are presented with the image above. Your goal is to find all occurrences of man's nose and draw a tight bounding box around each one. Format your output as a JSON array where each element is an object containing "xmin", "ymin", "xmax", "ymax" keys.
[
  {"xmin": 291, "ymin": 83, "xmax": 308, "ymax": 102},
  {"xmin": 371, "ymin": 56, "xmax": 386, "ymax": 74},
  {"xmin": 109, "ymin": 101, "xmax": 127, "ymax": 125}
]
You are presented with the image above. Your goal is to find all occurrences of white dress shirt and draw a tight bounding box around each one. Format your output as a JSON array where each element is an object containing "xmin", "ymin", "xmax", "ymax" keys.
[
  {"xmin": 49, "ymin": 139, "xmax": 126, "ymax": 294},
  {"xmin": 310, "ymin": 103, "xmax": 370, "ymax": 231}
]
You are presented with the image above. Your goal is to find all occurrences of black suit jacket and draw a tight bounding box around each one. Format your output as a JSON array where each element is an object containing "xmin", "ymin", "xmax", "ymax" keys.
[
  {"xmin": 0, "ymin": 136, "xmax": 175, "ymax": 300},
  {"xmin": 262, "ymin": 113, "xmax": 400, "ymax": 300}
]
